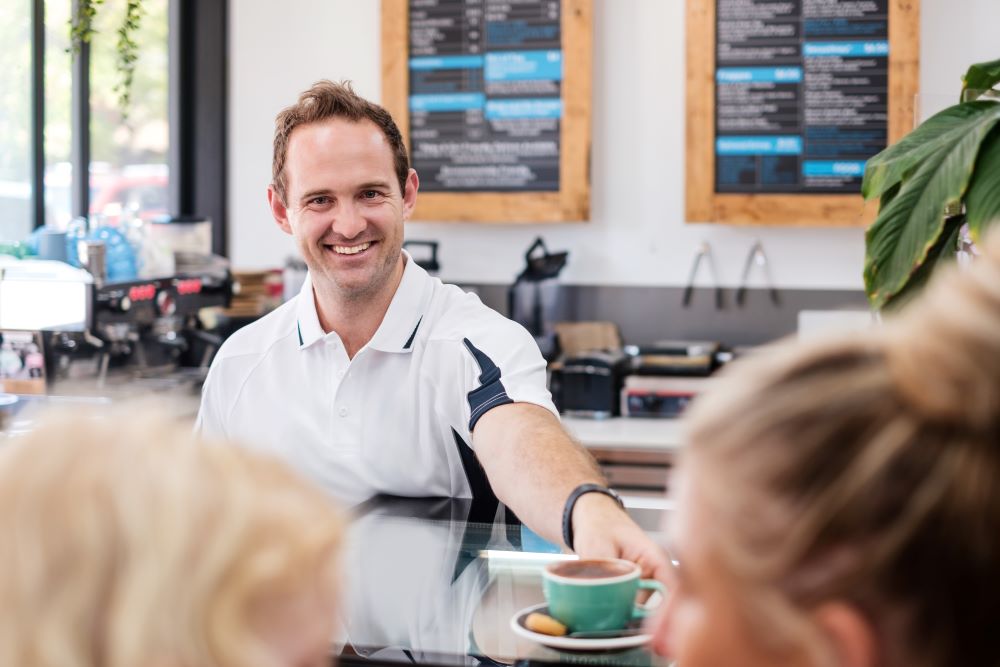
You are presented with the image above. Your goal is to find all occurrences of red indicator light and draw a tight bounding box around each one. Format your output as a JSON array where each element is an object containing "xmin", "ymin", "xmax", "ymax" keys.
[
  {"xmin": 128, "ymin": 284, "xmax": 156, "ymax": 301},
  {"xmin": 177, "ymin": 279, "xmax": 203, "ymax": 295}
]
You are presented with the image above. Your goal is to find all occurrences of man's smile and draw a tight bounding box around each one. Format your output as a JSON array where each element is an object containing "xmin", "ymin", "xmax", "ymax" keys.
[{"xmin": 326, "ymin": 241, "xmax": 374, "ymax": 255}]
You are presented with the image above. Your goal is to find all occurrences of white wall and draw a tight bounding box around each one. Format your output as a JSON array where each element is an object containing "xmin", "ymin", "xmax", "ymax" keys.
[{"xmin": 229, "ymin": 0, "xmax": 1000, "ymax": 290}]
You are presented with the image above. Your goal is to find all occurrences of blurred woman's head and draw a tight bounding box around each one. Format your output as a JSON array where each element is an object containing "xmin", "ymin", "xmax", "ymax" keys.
[
  {"xmin": 0, "ymin": 408, "xmax": 344, "ymax": 667},
  {"xmin": 652, "ymin": 234, "xmax": 1000, "ymax": 667}
]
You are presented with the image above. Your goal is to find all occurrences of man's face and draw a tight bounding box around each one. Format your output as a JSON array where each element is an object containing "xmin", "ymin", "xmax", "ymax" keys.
[{"xmin": 269, "ymin": 118, "xmax": 418, "ymax": 303}]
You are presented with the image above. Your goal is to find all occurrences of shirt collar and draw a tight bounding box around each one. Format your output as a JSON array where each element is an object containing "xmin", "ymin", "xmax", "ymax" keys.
[
  {"xmin": 295, "ymin": 272, "xmax": 326, "ymax": 349},
  {"xmin": 295, "ymin": 250, "xmax": 430, "ymax": 353},
  {"xmin": 368, "ymin": 250, "xmax": 430, "ymax": 353}
]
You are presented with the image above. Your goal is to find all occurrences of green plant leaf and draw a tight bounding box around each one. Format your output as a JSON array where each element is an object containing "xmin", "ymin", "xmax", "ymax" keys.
[
  {"xmin": 864, "ymin": 112, "xmax": 1000, "ymax": 308},
  {"xmin": 879, "ymin": 181, "xmax": 901, "ymax": 211},
  {"xmin": 862, "ymin": 102, "xmax": 1000, "ymax": 201},
  {"xmin": 881, "ymin": 215, "xmax": 963, "ymax": 311},
  {"xmin": 962, "ymin": 58, "xmax": 1000, "ymax": 99},
  {"xmin": 964, "ymin": 125, "xmax": 1000, "ymax": 241}
]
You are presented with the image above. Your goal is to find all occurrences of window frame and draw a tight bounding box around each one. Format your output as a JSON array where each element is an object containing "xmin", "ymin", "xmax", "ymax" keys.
[{"xmin": 27, "ymin": 0, "xmax": 228, "ymax": 257}]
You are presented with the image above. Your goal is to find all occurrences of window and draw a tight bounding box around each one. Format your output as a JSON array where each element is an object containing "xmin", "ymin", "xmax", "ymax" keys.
[
  {"xmin": 88, "ymin": 0, "xmax": 169, "ymax": 227},
  {"xmin": 44, "ymin": 0, "xmax": 72, "ymax": 228},
  {"xmin": 3, "ymin": 0, "xmax": 227, "ymax": 256},
  {"xmin": 0, "ymin": 1, "xmax": 33, "ymax": 242}
]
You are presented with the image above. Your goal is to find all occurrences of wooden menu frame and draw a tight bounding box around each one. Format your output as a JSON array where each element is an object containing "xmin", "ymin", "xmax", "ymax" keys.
[
  {"xmin": 685, "ymin": 0, "xmax": 920, "ymax": 227},
  {"xmin": 381, "ymin": 0, "xmax": 592, "ymax": 223}
]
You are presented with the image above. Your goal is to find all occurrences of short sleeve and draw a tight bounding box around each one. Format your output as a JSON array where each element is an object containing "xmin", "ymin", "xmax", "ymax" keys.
[
  {"xmin": 450, "ymin": 315, "xmax": 558, "ymax": 444},
  {"xmin": 194, "ymin": 359, "xmax": 228, "ymax": 439}
]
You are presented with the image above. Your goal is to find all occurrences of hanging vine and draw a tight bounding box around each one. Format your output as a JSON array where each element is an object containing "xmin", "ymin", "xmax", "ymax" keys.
[
  {"xmin": 68, "ymin": 0, "xmax": 104, "ymax": 51},
  {"xmin": 69, "ymin": 0, "xmax": 145, "ymax": 121},
  {"xmin": 113, "ymin": 0, "xmax": 144, "ymax": 117}
]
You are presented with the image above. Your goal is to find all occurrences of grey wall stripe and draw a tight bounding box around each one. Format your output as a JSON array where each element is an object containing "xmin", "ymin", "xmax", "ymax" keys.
[{"xmin": 463, "ymin": 284, "xmax": 871, "ymax": 347}]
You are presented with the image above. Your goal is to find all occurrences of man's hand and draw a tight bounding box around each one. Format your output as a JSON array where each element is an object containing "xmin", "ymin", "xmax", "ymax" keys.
[
  {"xmin": 570, "ymin": 492, "xmax": 673, "ymax": 584},
  {"xmin": 473, "ymin": 402, "xmax": 671, "ymax": 584}
]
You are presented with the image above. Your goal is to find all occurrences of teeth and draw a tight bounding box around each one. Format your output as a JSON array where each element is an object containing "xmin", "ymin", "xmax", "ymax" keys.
[{"xmin": 332, "ymin": 242, "xmax": 371, "ymax": 255}]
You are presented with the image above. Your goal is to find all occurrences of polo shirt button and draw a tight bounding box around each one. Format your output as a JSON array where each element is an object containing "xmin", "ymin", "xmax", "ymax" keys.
[
  {"xmin": 338, "ymin": 369, "xmax": 346, "ymax": 378},
  {"xmin": 339, "ymin": 406, "xmax": 349, "ymax": 417}
]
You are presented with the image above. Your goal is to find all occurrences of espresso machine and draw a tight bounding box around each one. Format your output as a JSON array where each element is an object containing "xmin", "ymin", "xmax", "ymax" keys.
[{"xmin": 0, "ymin": 254, "xmax": 232, "ymax": 389}]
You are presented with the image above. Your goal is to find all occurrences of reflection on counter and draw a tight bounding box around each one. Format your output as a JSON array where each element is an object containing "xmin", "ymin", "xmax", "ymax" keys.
[{"xmin": 338, "ymin": 496, "xmax": 671, "ymax": 667}]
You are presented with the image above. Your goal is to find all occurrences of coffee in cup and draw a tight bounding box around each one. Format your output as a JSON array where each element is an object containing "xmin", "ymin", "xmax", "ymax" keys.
[{"xmin": 542, "ymin": 557, "xmax": 664, "ymax": 633}]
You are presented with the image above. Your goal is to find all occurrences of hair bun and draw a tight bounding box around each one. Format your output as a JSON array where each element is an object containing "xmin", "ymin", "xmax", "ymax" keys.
[{"xmin": 884, "ymin": 230, "xmax": 1000, "ymax": 433}]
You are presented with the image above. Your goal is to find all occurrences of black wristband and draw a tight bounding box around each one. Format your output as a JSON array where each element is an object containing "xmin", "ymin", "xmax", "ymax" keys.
[{"xmin": 561, "ymin": 483, "xmax": 625, "ymax": 552}]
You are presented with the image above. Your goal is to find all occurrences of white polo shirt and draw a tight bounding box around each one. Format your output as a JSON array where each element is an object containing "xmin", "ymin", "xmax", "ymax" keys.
[{"xmin": 196, "ymin": 254, "xmax": 557, "ymax": 505}]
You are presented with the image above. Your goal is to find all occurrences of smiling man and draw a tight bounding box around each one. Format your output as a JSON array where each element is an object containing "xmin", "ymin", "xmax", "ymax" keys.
[{"xmin": 197, "ymin": 81, "xmax": 668, "ymax": 577}]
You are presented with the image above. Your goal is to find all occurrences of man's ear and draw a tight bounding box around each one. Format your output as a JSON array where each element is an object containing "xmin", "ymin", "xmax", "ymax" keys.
[
  {"xmin": 812, "ymin": 602, "xmax": 877, "ymax": 667},
  {"xmin": 268, "ymin": 185, "xmax": 293, "ymax": 235},
  {"xmin": 401, "ymin": 168, "xmax": 419, "ymax": 221}
]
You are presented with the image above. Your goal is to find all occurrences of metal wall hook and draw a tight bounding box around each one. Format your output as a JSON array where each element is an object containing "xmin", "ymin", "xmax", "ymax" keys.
[
  {"xmin": 682, "ymin": 242, "xmax": 723, "ymax": 309},
  {"xmin": 736, "ymin": 240, "xmax": 780, "ymax": 307}
]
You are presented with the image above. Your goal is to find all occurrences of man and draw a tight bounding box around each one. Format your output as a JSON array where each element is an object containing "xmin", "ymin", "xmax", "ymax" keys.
[{"xmin": 197, "ymin": 81, "xmax": 668, "ymax": 579}]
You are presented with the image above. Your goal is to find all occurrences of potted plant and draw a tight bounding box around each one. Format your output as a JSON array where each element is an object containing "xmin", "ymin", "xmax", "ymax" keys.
[{"xmin": 862, "ymin": 58, "xmax": 1000, "ymax": 309}]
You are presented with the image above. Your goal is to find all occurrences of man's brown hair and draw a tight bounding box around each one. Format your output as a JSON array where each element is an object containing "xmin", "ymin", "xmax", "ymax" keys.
[{"xmin": 272, "ymin": 80, "xmax": 409, "ymax": 205}]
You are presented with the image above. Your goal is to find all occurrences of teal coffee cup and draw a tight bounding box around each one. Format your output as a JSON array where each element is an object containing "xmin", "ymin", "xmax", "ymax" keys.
[{"xmin": 542, "ymin": 558, "xmax": 664, "ymax": 633}]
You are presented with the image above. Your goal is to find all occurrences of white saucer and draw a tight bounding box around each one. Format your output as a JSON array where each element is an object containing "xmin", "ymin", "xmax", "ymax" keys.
[
  {"xmin": 509, "ymin": 603, "xmax": 651, "ymax": 652},
  {"xmin": 0, "ymin": 393, "xmax": 18, "ymax": 407}
]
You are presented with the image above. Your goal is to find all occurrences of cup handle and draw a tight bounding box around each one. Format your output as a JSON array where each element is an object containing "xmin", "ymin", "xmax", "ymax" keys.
[{"xmin": 631, "ymin": 580, "xmax": 666, "ymax": 619}]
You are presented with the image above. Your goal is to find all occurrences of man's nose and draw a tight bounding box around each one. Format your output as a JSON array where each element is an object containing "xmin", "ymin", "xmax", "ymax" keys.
[{"xmin": 331, "ymin": 201, "xmax": 366, "ymax": 239}]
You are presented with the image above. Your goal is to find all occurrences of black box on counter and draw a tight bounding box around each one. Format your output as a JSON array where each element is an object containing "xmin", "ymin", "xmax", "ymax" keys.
[{"xmin": 549, "ymin": 350, "xmax": 629, "ymax": 419}]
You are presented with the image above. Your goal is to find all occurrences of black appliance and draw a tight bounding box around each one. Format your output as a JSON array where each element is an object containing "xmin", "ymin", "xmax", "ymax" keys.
[
  {"xmin": 45, "ymin": 266, "xmax": 232, "ymax": 384},
  {"xmin": 508, "ymin": 237, "xmax": 569, "ymax": 361},
  {"xmin": 549, "ymin": 350, "xmax": 629, "ymax": 419}
]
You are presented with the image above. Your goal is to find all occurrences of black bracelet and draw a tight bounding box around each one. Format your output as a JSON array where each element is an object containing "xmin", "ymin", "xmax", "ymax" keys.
[{"xmin": 561, "ymin": 483, "xmax": 625, "ymax": 552}]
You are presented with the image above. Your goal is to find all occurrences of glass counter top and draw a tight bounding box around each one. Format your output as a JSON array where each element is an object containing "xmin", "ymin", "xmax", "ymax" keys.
[{"xmin": 337, "ymin": 495, "xmax": 672, "ymax": 667}]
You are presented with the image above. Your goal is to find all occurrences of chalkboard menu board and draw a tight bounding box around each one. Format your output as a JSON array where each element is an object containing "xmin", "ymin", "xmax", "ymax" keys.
[
  {"xmin": 409, "ymin": 1, "xmax": 562, "ymax": 192},
  {"xmin": 382, "ymin": 0, "xmax": 592, "ymax": 223},
  {"xmin": 687, "ymin": 0, "xmax": 919, "ymax": 227}
]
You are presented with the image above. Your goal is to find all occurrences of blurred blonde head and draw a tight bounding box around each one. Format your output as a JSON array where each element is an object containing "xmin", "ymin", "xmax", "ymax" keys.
[
  {"xmin": 677, "ymin": 232, "xmax": 1000, "ymax": 666},
  {"xmin": 0, "ymin": 407, "xmax": 344, "ymax": 667}
]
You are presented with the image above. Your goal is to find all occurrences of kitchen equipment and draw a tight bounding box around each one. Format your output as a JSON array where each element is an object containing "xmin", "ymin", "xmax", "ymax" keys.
[
  {"xmin": 402, "ymin": 240, "xmax": 440, "ymax": 274},
  {"xmin": 0, "ymin": 258, "xmax": 93, "ymax": 331},
  {"xmin": 148, "ymin": 215, "xmax": 212, "ymax": 256},
  {"xmin": 36, "ymin": 227, "xmax": 68, "ymax": 262},
  {"xmin": 549, "ymin": 350, "xmax": 629, "ymax": 419},
  {"xmin": 0, "ymin": 255, "xmax": 232, "ymax": 386},
  {"xmin": 80, "ymin": 241, "xmax": 107, "ymax": 284},
  {"xmin": 625, "ymin": 340, "xmax": 721, "ymax": 377},
  {"xmin": 282, "ymin": 257, "xmax": 307, "ymax": 303},
  {"xmin": 737, "ymin": 240, "xmax": 780, "ymax": 306},
  {"xmin": 621, "ymin": 375, "xmax": 713, "ymax": 418},
  {"xmin": 553, "ymin": 321, "xmax": 622, "ymax": 358},
  {"xmin": 683, "ymin": 241, "xmax": 723, "ymax": 309},
  {"xmin": 508, "ymin": 237, "xmax": 569, "ymax": 360}
]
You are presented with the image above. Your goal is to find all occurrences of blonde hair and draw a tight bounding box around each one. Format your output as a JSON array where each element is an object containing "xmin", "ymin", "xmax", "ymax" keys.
[
  {"xmin": 0, "ymin": 407, "xmax": 344, "ymax": 667},
  {"xmin": 683, "ymin": 233, "xmax": 1000, "ymax": 666}
]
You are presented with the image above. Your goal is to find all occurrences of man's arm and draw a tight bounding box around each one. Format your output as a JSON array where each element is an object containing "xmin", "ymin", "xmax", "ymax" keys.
[{"xmin": 472, "ymin": 402, "xmax": 671, "ymax": 581}]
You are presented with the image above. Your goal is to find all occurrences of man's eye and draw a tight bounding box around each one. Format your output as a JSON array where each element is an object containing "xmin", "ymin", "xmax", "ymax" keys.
[
  {"xmin": 361, "ymin": 190, "xmax": 381, "ymax": 200},
  {"xmin": 308, "ymin": 196, "xmax": 331, "ymax": 206}
]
